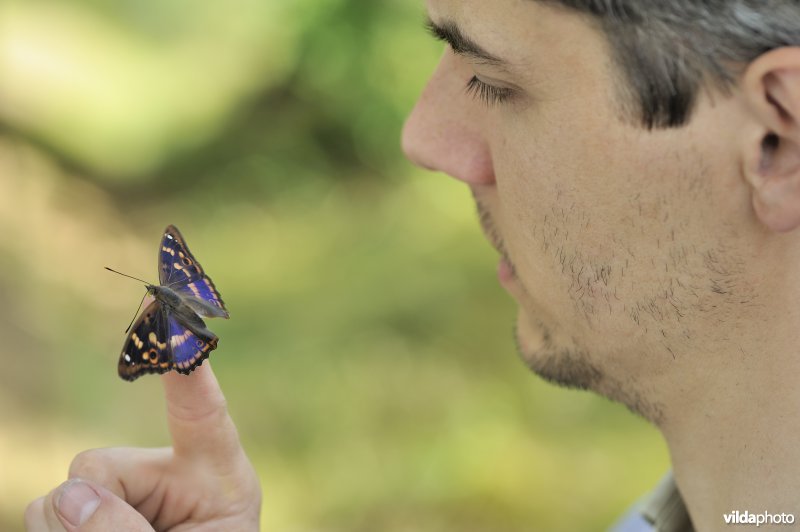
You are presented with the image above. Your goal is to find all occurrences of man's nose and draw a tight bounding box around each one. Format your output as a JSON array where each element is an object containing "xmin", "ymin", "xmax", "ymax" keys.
[{"xmin": 401, "ymin": 53, "xmax": 495, "ymax": 185}]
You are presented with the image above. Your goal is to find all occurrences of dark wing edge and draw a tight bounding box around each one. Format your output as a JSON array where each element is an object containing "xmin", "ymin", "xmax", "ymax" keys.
[{"xmin": 117, "ymin": 301, "xmax": 173, "ymax": 382}]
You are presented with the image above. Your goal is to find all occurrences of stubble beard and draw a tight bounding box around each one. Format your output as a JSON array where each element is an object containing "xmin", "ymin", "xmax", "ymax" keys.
[
  {"xmin": 512, "ymin": 313, "xmax": 664, "ymax": 425},
  {"xmin": 475, "ymin": 196, "xmax": 606, "ymax": 392},
  {"xmin": 513, "ymin": 320, "xmax": 600, "ymax": 391},
  {"xmin": 475, "ymin": 196, "xmax": 664, "ymax": 424}
]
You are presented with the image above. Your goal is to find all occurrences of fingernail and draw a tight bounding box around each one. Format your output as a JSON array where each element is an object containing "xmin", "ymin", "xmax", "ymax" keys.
[{"xmin": 56, "ymin": 479, "xmax": 101, "ymax": 526}]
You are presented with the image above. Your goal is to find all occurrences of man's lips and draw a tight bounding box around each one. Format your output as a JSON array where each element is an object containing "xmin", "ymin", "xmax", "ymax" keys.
[{"xmin": 498, "ymin": 256, "xmax": 516, "ymax": 287}]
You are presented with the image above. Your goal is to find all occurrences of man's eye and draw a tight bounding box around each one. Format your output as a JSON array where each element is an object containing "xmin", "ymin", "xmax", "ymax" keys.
[{"xmin": 464, "ymin": 75, "xmax": 514, "ymax": 106}]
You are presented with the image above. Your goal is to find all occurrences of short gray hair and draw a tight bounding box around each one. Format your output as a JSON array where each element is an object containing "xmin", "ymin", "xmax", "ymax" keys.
[{"xmin": 539, "ymin": 1, "xmax": 800, "ymax": 128}]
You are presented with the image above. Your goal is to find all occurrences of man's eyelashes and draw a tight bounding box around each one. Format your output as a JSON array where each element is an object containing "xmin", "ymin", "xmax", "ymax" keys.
[{"xmin": 465, "ymin": 75, "xmax": 514, "ymax": 106}]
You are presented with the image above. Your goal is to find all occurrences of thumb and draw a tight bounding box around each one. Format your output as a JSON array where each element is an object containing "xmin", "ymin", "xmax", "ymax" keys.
[{"xmin": 31, "ymin": 478, "xmax": 154, "ymax": 531}]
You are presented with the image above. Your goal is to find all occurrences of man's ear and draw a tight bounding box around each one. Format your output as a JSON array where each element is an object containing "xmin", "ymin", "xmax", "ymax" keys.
[{"xmin": 741, "ymin": 47, "xmax": 800, "ymax": 232}]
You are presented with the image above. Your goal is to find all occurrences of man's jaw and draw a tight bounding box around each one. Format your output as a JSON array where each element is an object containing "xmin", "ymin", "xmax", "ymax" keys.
[{"xmin": 471, "ymin": 193, "xmax": 666, "ymax": 422}]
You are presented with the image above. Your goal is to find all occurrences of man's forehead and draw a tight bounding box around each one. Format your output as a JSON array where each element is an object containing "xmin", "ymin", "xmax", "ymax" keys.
[{"xmin": 425, "ymin": 0, "xmax": 546, "ymax": 32}]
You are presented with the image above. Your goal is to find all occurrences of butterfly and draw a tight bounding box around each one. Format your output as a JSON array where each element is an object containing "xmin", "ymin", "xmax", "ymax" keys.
[{"xmin": 114, "ymin": 225, "xmax": 229, "ymax": 381}]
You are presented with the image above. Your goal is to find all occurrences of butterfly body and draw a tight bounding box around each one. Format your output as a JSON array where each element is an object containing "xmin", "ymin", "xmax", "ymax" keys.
[
  {"xmin": 117, "ymin": 225, "xmax": 229, "ymax": 381},
  {"xmin": 147, "ymin": 284, "xmax": 213, "ymax": 337}
]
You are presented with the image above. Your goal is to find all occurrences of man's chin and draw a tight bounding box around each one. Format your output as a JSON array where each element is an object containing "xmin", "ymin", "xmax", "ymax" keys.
[
  {"xmin": 513, "ymin": 312, "xmax": 601, "ymax": 392},
  {"xmin": 514, "ymin": 311, "xmax": 665, "ymax": 424}
]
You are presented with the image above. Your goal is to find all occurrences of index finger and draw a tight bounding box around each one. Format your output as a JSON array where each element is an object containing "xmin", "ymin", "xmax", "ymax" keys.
[{"xmin": 162, "ymin": 362, "xmax": 243, "ymax": 461}]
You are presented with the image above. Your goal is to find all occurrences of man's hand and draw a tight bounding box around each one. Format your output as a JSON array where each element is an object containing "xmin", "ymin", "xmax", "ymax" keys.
[{"xmin": 24, "ymin": 364, "xmax": 262, "ymax": 531}]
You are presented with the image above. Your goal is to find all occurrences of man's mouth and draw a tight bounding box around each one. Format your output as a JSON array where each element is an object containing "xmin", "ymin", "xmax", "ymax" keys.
[
  {"xmin": 475, "ymin": 198, "xmax": 504, "ymax": 254},
  {"xmin": 497, "ymin": 256, "xmax": 517, "ymax": 287},
  {"xmin": 474, "ymin": 196, "xmax": 518, "ymax": 286}
]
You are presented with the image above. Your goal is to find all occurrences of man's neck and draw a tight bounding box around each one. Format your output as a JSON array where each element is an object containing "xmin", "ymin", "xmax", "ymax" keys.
[{"xmin": 661, "ymin": 367, "xmax": 800, "ymax": 531}]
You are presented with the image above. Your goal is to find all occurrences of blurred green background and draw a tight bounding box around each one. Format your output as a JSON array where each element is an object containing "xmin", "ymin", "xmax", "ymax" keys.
[{"xmin": 0, "ymin": 1, "xmax": 669, "ymax": 530}]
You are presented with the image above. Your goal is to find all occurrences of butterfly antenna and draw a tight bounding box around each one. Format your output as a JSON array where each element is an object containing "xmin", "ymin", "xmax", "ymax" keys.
[
  {"xmin": 106, "ymin": 267, "xmax": 153, "ymax": 333},
  {"xmin": 124, "ymin": 291, "xmax": 149, "ymax": 334},
  {"xmin": 105, "ymin": 267, "xmax": 150, "ymax": 285}
]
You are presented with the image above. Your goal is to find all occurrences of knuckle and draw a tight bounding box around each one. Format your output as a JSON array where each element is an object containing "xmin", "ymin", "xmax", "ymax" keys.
[
  {"xmin": 168, "ymin": 396, "xmax": 229, "ymax": 424},
  {"xmin": 68, "ymin": 448, "xmax": 112, "ymax": 481},
  {"xmin": 23, "ymin": 497, "xmax": 46, "ymax": 528},
  {"xmin": 23, "ymin": 499, "xmax": 37, "ymax": 518}
]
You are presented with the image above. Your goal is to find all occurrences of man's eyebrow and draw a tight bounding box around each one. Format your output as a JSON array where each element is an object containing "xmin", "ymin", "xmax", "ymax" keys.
[{"xmin": 425, "ymin": 17, "xmax": 508, "ymax": 66}]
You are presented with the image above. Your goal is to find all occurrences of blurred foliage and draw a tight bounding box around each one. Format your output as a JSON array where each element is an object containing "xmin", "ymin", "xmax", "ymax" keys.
[{"xmin": 0, "ymin": 1, "xmax": 668, "ymax": 531}]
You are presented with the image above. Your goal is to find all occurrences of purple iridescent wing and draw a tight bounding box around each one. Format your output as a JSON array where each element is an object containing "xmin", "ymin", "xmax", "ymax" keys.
[
  {"xmin": 115, "ymin": 225, "xmax": 228, "ymax": 382},
  {"xmin": 118, "ymin": 301, "xmax": 172, "ymax": 381},
  {"xmin": 167, "ymin": 316, "xmax": 218, "ymax": 374},
  {"xmin": 158, "ymin": 225, "xmax": 228, "ymax": 318}
]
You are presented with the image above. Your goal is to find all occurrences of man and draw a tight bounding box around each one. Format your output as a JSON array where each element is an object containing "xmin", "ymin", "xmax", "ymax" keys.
[{"xmin": 25, "ymin": 1, "xmax": 800, "ymax": 530}]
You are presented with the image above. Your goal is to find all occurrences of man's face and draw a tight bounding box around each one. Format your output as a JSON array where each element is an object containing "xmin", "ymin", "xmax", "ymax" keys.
[{"xmin": 403, "ymin": 0, "xmax": 762, "ymax": 422}]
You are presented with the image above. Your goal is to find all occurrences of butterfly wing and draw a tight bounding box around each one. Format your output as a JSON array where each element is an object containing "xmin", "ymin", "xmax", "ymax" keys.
[
  {"xmin": 167, "ymin": 315, "xmax": 219, "ymax": 374},
  {"xmin": 158, "ymin": 225, "xmax": 229, "ymax": 318},
  {"xmin": 118, "ymin": 301, "xmax": 173, "ymax": 381}
]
